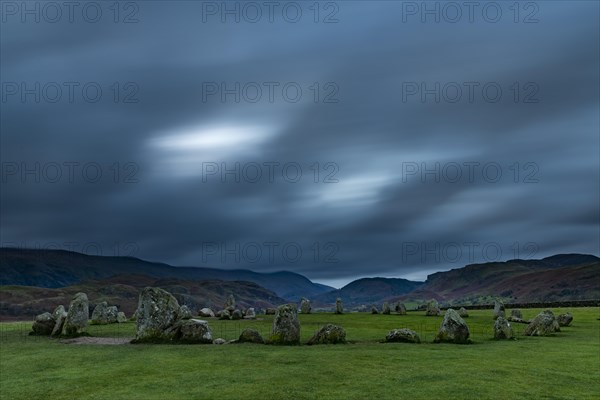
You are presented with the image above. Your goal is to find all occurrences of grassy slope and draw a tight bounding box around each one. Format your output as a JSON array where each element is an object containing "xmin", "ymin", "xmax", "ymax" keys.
[{"xmin": 1, "ymin": 308, "xmax": 599, "ymax": 399}]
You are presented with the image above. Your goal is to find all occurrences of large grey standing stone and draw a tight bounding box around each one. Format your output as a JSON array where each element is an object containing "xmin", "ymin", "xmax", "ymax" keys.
[
  {"xmin": 51, "ymin": 305, "xmax": 68, "ymax": 336},
  {"xmin": 371, "ymin": 306, "xmax": 379, "ymax": 314},
  {"xmin": 510, "ymin": 309, "xmax": 523, "ymax": 319},
  {"xmin": 458, "ymin": 307, "xmax": 469, "ymax": 318},
  {"xmin": 238, "ymin": 328, "xmax": 265, "ymax": 344},
  {"xmin": 426, "ymin": 299, "xmax": 441, "ymax": 316},
  {"xmin": 199, "ymin": 308, "xmax": 215, "ymax": 318},
  {"xmin": 382, "ymin": 302, "xmax": 391, "ymax": 315},
  {"xmin": 224, "ymin": 294, "xmax": 235, "ymax": 312},
  {"xmin": 386, "ymin": 328, "xmax": 421, "ymax": 344},
  {"xmin": 62, "ymin": 292, "xmax": 89, "ymax": 336},
  {"xmin": 307, "ymin": 324, "xmax": 346, "ymax": 345},
  {"xmin": 335, "ymin": 298, "xmax": 343, "ymax": 314},
  {"xmin": 557, "ymin": 313, "xmax": 573, "ymax": 327},
  {"xmin": 176, "ymin": 319, "xmax": 213, "ymax": 344},
  {"xmin": 395, "ymin": 302, "xmax": 407, "ymax": 315},
  {"xmin": 524, "ymin": 310, "xmax": 561, "ymax": 336},
  {"xmin": 31, "ymin": 312, "xmax": 55, "ymax": 336},
  {"xmin": 244, "ymin": 308, "xmax": 256, "ymax": 319},
  {"xmin": 493, "ymin": 317, "xmax": 514, "ymax": 340},
  {"xmin": 434, "ymin": 308, "xmax": 471, "ymax": 344},
  {"xmin": 300, "ymin": 298, "xmax": 312, "ymax": 314},
  {"xmin": 91, "ymin": 302, "xmax": 109, "ymax": 324},
  {"xmin": 117, "ymin": 312, "xmax": 127, "ymax": 323},
  {"xmin": 493, "ymin": 300, "xmax": 505, "ymax": 320},
  {"xmin": 134, "ymin": 287, "xmax": 181, "ymax": 342},
  {"xmin": 270, "ymin": 304, "xmax": 300, "ymax": 345}
]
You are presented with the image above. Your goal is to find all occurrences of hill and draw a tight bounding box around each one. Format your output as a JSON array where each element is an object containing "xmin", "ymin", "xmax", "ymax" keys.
[
  {"xmin": 313, "ymin": 277, "xmax": 423, "ymax": 307},
  {"xmin": 0, "ymin": 248, "xmax": 333, "ymax": 301},
  {"xmin": 0, "ymin": 274, "xmax": 286, "ymax": 319}
]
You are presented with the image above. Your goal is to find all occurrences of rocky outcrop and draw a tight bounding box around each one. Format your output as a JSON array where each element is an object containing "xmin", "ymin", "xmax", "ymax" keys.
[
  {"xmin": 62, "ymin": 292, "xmax": 89, "ymax": 336},
  {"xmin": 307, "ymin": 324, "xmax": 346, "ymax": 345},
  {"xmin": 493, "ymin": 317, "xmax": 514, "ymax": 340},
  {"xmin": 425, "ymin": 299, "xmax": 441, "ymax": 316},
  {"xmin": 523, "ymin": 310, "xmax": 561, "ymax": 336},
  {"xmin": 238, "ymin": 328, "xmax": 265, "ymax": 344},
  {"xmin": 270, "ymin": 304, "xmax": 300, "ymax": 345},
  {"xmin": 386, "ymin": 328, "xmax": 421, "ymax": 344},
  {"xmin": 434, "ymin": 308, "xmax": 470, "ymax": 344}
]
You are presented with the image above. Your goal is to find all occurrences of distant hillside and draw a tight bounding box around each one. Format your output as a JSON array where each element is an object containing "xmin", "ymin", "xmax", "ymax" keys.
[
  {"xmin": 314, "ymin": 277, "xmax": 424, "ymax": 306},
  {"xmin": 0, "ymin": 248, "xmax": 333, "ymax": 301},
  {"xmin": 0, "ymin": 274, "xmax": 286, "ymax": 319},
  {"xmin": 395, "ymin": 254, "xmax": 600, "ymax": 305}
]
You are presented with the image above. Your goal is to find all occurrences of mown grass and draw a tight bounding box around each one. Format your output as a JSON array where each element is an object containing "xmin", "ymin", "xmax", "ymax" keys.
[{"xmin": 1, "ymin": 308, "xmax": 599, "ymax": 399}]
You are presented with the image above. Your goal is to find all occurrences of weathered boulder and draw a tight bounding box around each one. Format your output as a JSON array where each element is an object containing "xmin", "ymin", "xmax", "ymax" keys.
[
  {"xmin": 458, "ymin": 307, "xmax": 469, "ymax": 318},
  {"xmin": 265, "ymin": 308, "xmax": 277, "ymax": 315},
  {"xmin": 510, "ymin": 309, "xmax": 523, "ymax": 319},
  {"xmin": 213, "ymin": 338, "xmax": 226, "ymax": 345},
  {"xmin": 31, "ymin": 312, "xmax": 55, "ymax": 336},
  {"xmin": 386, "ymin": 328, "xmax": 421, "ymax": 344},
  {"xmin": 243, "ymin": 308, "xmax": 256, "ymax": 319},
  {"xmin": 395, "ymin": 302, "xmax": 407, "ymax": 315},
  {"xmin": 307, "ymin": 324, "xmax": 346, "ymax": 345},
  {"xmin": 300, "ymin": 298, "xmax": 312, "ymax": 314},
  {"xmin": 62, "ymin": 292, "xmax": 89, "ymax": 336},
  {"xmin": 270, "ymin": 304, "xmax": 300, "ymax": 345},
  {"xmin": 231, "ymin": 309, "xmax": 243, "ymax": 320},
  {"xmin": 51, "ymin": 305, "xmax": 67, "ymax": 336},
  {"xmin": 523, "ymin": 310, "xmax": 561, "ymax": 336},
  {"xmin": 224, "ymin": 294, "xmax": 235, "ymax": 312},
  {"xmin": 371, "ymin": 306, "xmax": 379, "ymax": 314},
  {"xmin": 426, "ymin": 299, "xmax": 441, "ymax": 316},
  {"xmin": 176, "ymin": 319, "xmax": 213, "ymax": 344},
  {"xmin": 238, "ymin": 328, "xmax": 265, "ymax": 344},
  {"xmin": 91, "ymin": 302, "xmax": 118, "ymax": 325},
  {"xmin": 493, "ymin": 300, "xmax": 505, "ymax": 320},
  {"xmin": 117, "ymin": 312, "xmax": 127, "ymax": 323},
  {"xmin": 382, "ymin": 302, "xmax": 391, "ymax": 315},
  {"xmin": 493, "ymin": 317, "xmax": 514, "ymax": 340},
  {"xmin": 434, "ymin": 308, "xmax": 470, "ymax": 344},
  {"xmin": 179, "ymin": 305, "xmax": 192, "ymax": 320},
  {"xmin": 199, "ymin": 308, "xmax": 215, "ymax": 318},
  {"xmin": 335, "ymin": 298, "xmax": 343, "ymax": 314},
  {"xmin": 557, "ymin": 313, "xmax": 573, "ymax": 327},
  {"xmin": 218, "ymin": 310, "xmax": 231, "ymax": 320},
  {"xmin": 134, "ymin": 287, "xmax": 181, "ymax": 342}
]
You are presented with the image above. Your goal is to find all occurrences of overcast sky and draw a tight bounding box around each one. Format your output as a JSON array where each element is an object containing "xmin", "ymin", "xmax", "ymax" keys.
[{"xmin": 1, "ymin": 1, "xmax": 598, "ymax": 288}]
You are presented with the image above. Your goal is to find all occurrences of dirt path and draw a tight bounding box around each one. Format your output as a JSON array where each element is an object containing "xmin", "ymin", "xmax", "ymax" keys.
[{"xmin": 59, "ymin": 337, "xmax": 132, "ymax": 345}]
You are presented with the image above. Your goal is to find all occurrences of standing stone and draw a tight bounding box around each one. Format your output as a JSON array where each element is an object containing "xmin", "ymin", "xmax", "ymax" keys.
[
  {"xmin": 335, "ymin": 298, "xmax": 343, "ymax": 314},
  {"xmin": 270, "ymin": 304, "xmax": 300, "ymax": 345},
  {"xmin": 244, "ymin": 308, "xmax": 256, "ymax": 319},
  {"xmin": 91, "ymin": 302, "xmax": 119, "ymax": 325},
  {"xmin": 386, "ymin": 328, "xmax": 421, "ymax": 344},
  {"xmin": 179, "ymin": 305, "xmax": 192, "ymax": 320},
  {"xmin": 199, "ymin": 308, "xmax": 215, "ymax": 318},
  {"xmin": 493, "ymin": 317, "xmax": 514, "ymax": 340},
  {"xmin": 134, "ymin": 287, "xmax": 181, "ymax": 342},
  {"xmin": 224, "ymin": 294, "xmax": 235, "ymax": 312},
  {"xmin": 231, "ymin": 309, "xmax": 243, "ymax": 320},
  {"xmin": 371, "ymin": 306, "xmax": 379, "ymax": 314},
  {"xmin": 300, "ymin": 298, "xmax": 312, "ymax": 314},
  {"xmin": 176, "ymin": 319, "xmax": 213, "ymax": 344},
  {"xmin": 458, "ymin": 307, "xmax": 469, "ymax": 318},
  {"xmin": 523, "ymin": 310, "xmax": 561, "ymax": 336},
  {"xmin": 62, "ymin": 292, "xmax": 89, "ymax": 336},
  {"xmin": 307, "ymin": 324, "xmax": 347, "ymax": 345},
  {"xmin": 219, "ymin": 310, "xmax": 231, "ymax": 320},
  {"xmin": 31, "ymin": 312, "xmax": 55, "ymax": 336},
  {"xmin": 117, "ymin": 312, "xmax": 127, "ymax": 323},
  {"xmin": 510, "ymin": 309, "xmax": 523, "ymax": 319},
  {"xmin": 238, "ymin": 328, "xmax": 265, "ymax": 344},
  {"xmin": 51, "ymin": 305, "xmax": 67, "ymax": 336},
  {"xmin": 395, "ymin": 302, "xmax": 407, "ymax": 315},
  {"xmin": 557, "ymin": 313, "xmax": 573, "ymax": 327},
  {"xmin": 426, "ymin": 299, "xmax": 441, "ymax": 316},
  {"xmin": 434, "ymin": 308, "xmax": 470, "ymax": 344},
  {"xmin": 493, "ymin": 300, "xmax": 505, "ymax": 320},
  {"xmin": 382, "ymin": 302, "xmax": 391, "ymax": 315}
]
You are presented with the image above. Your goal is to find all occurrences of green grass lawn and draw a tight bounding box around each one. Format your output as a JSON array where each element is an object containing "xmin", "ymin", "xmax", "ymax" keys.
[{"xmin": 1, "ymin": 308, "xmax": 599, "ymax": 399}]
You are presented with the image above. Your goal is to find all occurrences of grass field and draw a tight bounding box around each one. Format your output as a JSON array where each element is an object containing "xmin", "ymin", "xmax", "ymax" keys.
[{"xmin": 1, "ymin": 308, "xmax": 599, "ymax": 399}]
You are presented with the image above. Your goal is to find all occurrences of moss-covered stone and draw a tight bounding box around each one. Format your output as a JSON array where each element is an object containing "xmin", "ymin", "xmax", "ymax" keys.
[
  {"xmin": 434, "ymin": 308, "xmax": 471, "ymax": 344},
  {"xmin": 307, "ymin": 324, "xmax": 347, "ymax": 345}
]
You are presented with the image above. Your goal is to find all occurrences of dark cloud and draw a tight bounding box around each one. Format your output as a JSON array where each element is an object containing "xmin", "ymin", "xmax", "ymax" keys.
[{"xmin": 1, "ymin": 1, "xmax": 598, "ymax": 288}]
